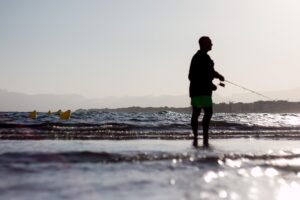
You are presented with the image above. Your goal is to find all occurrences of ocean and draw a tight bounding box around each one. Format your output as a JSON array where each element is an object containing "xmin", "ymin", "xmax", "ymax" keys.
[
  {"xmin": 1, "ymin": 111, "xmax": 300, "ymax": 139},
  {"xmin": 1, "ymin": 111, "xmax": 300, "ymax": 200}
]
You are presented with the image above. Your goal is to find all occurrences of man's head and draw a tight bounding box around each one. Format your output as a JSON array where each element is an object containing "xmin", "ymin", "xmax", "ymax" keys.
[{"xmin": 199, "ymin": 36, "xmax": 212, "ymax": 52}]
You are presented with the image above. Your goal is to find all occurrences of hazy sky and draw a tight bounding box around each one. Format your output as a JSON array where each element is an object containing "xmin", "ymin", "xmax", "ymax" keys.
[{"xmin": 1, "ymin": 0, "xmax": 300, "ymax": 100}]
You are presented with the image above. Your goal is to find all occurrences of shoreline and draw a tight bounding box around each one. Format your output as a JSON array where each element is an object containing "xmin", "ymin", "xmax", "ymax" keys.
[
  {"xmin": 2, "ymin": 130, "xmax": 300, "ymax": 140},
  {"xmin": 1, "ymin": 138, "xmax": 300, "ymax": 200},
  {"xmin": 1, "ymin": 138, "xmax": 300, "ymax": 155}
]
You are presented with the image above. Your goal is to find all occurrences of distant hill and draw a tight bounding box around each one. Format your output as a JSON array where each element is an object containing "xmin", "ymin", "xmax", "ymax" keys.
[
  {"xmin": 0, "ymin": 89, "xmax": 195, "ymax": 111},
  {"xmin": 1, "ymin": 88, "xmax": 300, "ymax": 112},
  {"xmin": 213, "ymin": 101, "xmax": 300, "ymax": 113},
  {"xmin": 82, "ymin": 101, "xmax": 300, "ymax": 113}
]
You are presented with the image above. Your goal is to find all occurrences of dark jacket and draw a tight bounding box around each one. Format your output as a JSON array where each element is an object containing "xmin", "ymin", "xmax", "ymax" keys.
[{"xmin": 188, "ymin": 50, "xmax": 222, "ymax": 97}]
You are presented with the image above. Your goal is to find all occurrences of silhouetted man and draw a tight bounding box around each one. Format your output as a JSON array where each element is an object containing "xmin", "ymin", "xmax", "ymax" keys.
[{"xmin": 188, "ymin": 36, "xmax": 224, "ymax": 147}]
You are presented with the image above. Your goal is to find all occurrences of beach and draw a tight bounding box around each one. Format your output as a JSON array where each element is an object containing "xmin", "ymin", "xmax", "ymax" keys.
[
  {"xmin": 1, "ymin": 139, "xmax": 300, "ymax": 200},
  {"xmin": 1, "ymin": 111, "xmax": 300, "ymax": 199}
]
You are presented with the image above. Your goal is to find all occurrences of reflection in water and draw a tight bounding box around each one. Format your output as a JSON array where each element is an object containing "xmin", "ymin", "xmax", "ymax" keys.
[
  {"xmin": 225, "ymin": 158, "xmax": 242, "ymax": 168},
  {"xmin": 277, "ymin": 182, "xmax": 300, "ymax": 200},
  {"xmin": 218, "ymin": 190, "xmax": 228, "ymax": 199},
  {"xmin": 265, "ymin": 168, "xmax": 279, "ymax": 177},
  {"xmin": 1, "ymin": 140, "xmax": 300, "ymax": 200},
  {"xmin": 203, "ymin": 171, "xmax": 219, "ymax": 183},
  {"xmin": 250, "ymin": 167, "xmax": 263, "ymax": 177}
]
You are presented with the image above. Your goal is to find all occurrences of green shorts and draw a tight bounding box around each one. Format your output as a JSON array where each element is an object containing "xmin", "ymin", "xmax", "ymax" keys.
[{"xmin": 191, "ymin": 96, "xmax": 212, "ymax": 108}]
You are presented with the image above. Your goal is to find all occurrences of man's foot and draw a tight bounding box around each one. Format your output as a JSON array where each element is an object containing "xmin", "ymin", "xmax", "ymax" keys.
[
  {"xmin": 192, "ymin": 137, "xmax": 198, "ymax": 147},
  {"xmin": 203, "ymin": 132, "xmax": 209, "ymax": 147},
  {"xmin": 203, "ymin": 141, "xmax": 209, "ymax": 147}
]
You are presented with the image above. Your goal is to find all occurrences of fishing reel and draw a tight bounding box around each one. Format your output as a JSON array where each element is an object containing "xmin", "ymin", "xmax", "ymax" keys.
[
  {"xmin": 219, "ymin": 82, "xmax": 225, "ymax": 87},
  {"xmin": 213, "ymin": 81, "xmax": 225, "ymax": 91}
]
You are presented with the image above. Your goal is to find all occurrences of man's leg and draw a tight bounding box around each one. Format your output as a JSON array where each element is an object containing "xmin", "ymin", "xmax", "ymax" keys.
[
  {"xmin": 202, "ymin": 106, "xmax": 213, "ymax": 146},
  {"xmin": 191, "ymin": 106, "xmax": 201, "ymax": 140}
]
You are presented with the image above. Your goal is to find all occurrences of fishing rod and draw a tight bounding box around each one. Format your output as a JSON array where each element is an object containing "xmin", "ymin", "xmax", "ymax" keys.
[{"xmin": 219, "ymin": 80, "xmax": 273, "ymax": 100}]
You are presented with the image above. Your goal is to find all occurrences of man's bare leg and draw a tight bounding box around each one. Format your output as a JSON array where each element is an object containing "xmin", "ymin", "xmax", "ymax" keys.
[
  {"xmin": 191, "ymin": 107, "xmax": 201, "ymax": 146},
  {"xmin": 202, "ymin": 107, "xmax": 213, "ymax": 146}
]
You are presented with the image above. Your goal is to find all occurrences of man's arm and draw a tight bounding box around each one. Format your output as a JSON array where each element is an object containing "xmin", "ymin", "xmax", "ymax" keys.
[
  {"xmin": 188, "ymin": 55, "xmax": 198, "ymax": 81},
  {"xmin": 214, "ymin": 70, "xmax": 225, "ymax": 81}
]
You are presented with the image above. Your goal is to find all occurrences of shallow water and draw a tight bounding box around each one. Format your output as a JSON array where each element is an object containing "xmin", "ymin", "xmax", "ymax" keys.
[
  {"xmin": 1, "ymin": 111, "xmax": 300, "ymax": 139},
  {"xmin": 1, "ymin": 111, "xmax": 300, "ymax": 199},
  {"xmin": 1, "ymin": 139, "xmax": 300, "ymax": 200}
]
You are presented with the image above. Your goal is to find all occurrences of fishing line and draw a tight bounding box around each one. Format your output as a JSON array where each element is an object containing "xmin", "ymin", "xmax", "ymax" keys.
[{"xmin": 221, "ymin": 80, "xmax": 273, "ymax": 100}]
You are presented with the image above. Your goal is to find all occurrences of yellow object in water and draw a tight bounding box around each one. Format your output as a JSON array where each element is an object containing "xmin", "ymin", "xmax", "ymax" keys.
[
  {"xmin": 55, "ymin": 109, "xmax": 62, "ymax": 115},
  {"xmin": 47, "ymin": 110, "xmax": 51, "ymax": 115},
  {"xmin": 60, "ymin": 110, "xmax": 71, "ymax": 120},
  {"xmin": 29, "ymin": 110, "xmax": 37, "ymax": 119}
]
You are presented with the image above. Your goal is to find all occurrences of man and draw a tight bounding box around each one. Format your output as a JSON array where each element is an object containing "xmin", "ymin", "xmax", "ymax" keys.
[{"xmin": 188, "ymin": 36, "xmax": 225, "ymax": 146}]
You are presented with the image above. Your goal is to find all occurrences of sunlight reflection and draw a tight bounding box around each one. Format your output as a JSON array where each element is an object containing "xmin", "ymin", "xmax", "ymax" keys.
[
  {"xmin": 292, "ymin": 149, "xmax": 300, "ymax": 154},
  {"xmin": 286, "ymin": 116, "xmax": 300, "ymax": 126},
  {"xmin": 251, "ymin": 167, "xmax": 263, "ymax": 177},
  {"xmin": 172, "ymin": 159, "xmax": 177, "ymax": 164},
  {"xmin": 218, "ymin": 159, "xmax": 224, "ymax": 166},
  {"xmin": 218, "ymin": 171, "xmax": 225, "ymax": 178},
  {"xmin": 199, "ymin": 192, "xmax": 210, "ymax": 199},
  {"xmin": 268, "ymin": 150, "xmax": 274, "ymax": 154},
  {"xmin": 169, "ymin": 178, "xmax": 176, "ymax": 185},
  {"xmin": 225, "ymin": 159, "xmax": 242, "ymax": 168},
  {"xmin": 189, "ymin": 156, "xmax": 194, "ymax": 162},
  {"xmin": 204, "ymin": 171, "xmax": 218, "ymax": 183},
  {"xmin": 269, "ymin": 158, "xmax": 300, "ymax": 167},
  {"xmin": 229, "ymin": 192, "xmax": 239, "ymax": 200},
  {"xmin": 248, "ymin": 186, "xmax": 258, "ymax": 199},
  {"xmin": 265, "ymin": 168, "xmax": 279, "ymax": 177},
  {"xmin": 203, "ymin": 171, "xmax": 226, "ymax": 183},
  {"xmin": 277, "ymin": 182, "xmax": 300, "ymax": 200},
  {"xmin": 218, "ymin": 190, "xmax": 227, "ymax": 199},
  {"xmin": 238, "ymin": 169, "xmax": 249, "ymax": 177}
]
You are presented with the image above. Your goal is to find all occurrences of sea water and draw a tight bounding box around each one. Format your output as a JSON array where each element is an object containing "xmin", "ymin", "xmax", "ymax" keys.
[
  {"xmin": 1, "ymin": 111, "xmax": 300, "ymax": 200},
  {"xmin": 1, "ymin": 111, "xmax": 300, "ymax": 139}
]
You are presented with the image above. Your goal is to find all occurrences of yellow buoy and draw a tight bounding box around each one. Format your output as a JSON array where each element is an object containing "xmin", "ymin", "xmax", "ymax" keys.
[
  {"xmin": 29, "ymin": 110, "xmax": 37, "ymax": 119},
  {"xmin": 47, "ymin": 110, "xmax": 51, "ymax": 115},
  {"xmin": 55, "ymin": 109, "xmax": 62, "ymax": 115},
  {"xmin": 60, "ymin": 110, "xmax": 71, "ymax": 120}
]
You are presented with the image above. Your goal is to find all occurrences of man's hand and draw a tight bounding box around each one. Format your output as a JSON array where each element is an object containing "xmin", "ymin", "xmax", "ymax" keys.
[
  {"xmin": 212, "ymin": 84, "xmax": 217, "ymax": 91},
  {"xmin": 219, "ymin": 75, "xmax": 225, "ymax": 82}
]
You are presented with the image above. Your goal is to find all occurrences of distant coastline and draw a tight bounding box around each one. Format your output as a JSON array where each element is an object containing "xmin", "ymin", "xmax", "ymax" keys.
[
  {"xmin": 3, "ymin": 89, "xmax": 300, "ymax": 112},
  {"xmin": 81, "ymin": 101, "xmax": 300, "ymax": 113}
]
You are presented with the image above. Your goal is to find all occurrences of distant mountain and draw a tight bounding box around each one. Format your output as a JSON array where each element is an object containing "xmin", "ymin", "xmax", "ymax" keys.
[
  {"xmin": 0, "ymin": 89, "xmax": 197, "ymax": 111},
  {"xmin": 1, "ymin": 88, "xmax": 299, "ymax": 111},
  {"xmin": 83, "ymin": 100, "xmax": 300, "ymax": 113}
]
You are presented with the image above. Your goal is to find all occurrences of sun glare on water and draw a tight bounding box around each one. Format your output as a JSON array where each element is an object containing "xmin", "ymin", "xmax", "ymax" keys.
[{"xmin": 277, "ymin": 182, "xmax": 300, "ymax": 200}]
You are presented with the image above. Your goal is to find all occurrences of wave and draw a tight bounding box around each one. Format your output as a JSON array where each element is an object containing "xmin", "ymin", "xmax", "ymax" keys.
[
  {"xmin": 1, "ymin": 151, "xmax": 300, "ymax": 168},
  {"xmin": 0, "ymin": 151, "xmax": 187, "ymax": 164},
  {"xmin": 1, "ymin": 123, "xmax": 300, "ymax": 140},
  {"xmin": 1, "ymin": 112, "xmax": 300, "ymax": 140},
  {"xmin": 1, "ymin": 120, "xmax": 299, "ymax": 131}
]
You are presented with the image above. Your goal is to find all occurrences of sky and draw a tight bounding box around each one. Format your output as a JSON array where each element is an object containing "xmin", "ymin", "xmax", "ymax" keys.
[{"xmin": 1, "ymin": 0, "xmax": 300, "ymax": 101}]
